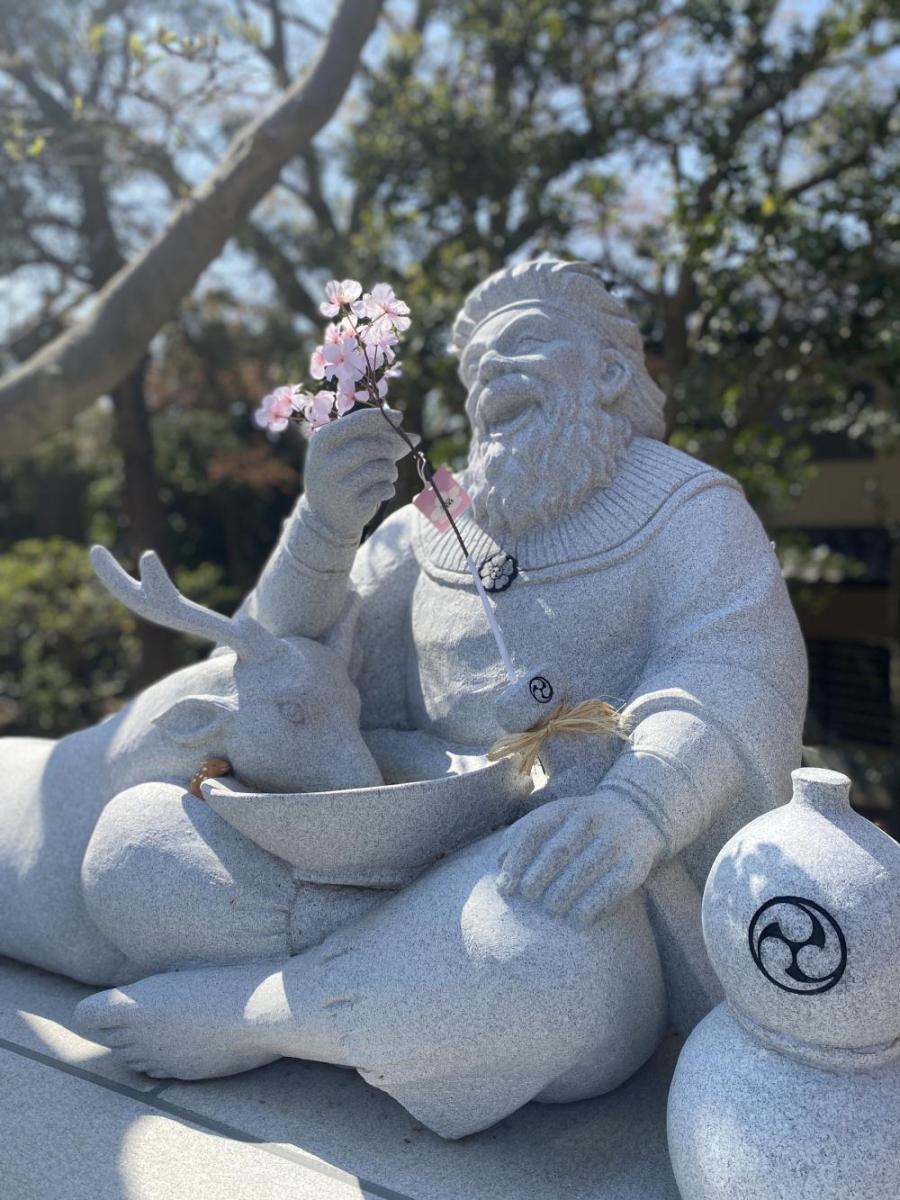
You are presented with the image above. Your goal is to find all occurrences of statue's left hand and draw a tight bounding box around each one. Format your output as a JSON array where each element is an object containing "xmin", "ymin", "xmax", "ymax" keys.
[{"xmin": 496, "ymin": 792, "xmax": 666, "ymax": 927}]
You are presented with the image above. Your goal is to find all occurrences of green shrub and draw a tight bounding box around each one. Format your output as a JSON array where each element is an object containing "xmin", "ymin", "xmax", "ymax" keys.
[{"xmin": 0, "ymin": 538, "xmax": 141, "ymax": 736}]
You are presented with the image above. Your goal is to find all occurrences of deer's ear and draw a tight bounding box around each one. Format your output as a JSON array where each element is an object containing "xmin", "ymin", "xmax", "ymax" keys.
[
  {"xmin": 323, "ymin": 593, "xmax": 361, "ymax": 668},
  {"xmin": 152, "ymin": 695, "xmax": 236, "ymax": 748}
]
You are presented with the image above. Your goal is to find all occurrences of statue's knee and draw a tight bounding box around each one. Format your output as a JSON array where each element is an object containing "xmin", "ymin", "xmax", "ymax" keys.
[
  {"xmin": 461, "ymin": 878, "xmax": 667, "ymax": 1055},
  {"xmin": 82, "ymin": 781, "xmax": 296, "ymax": 975}
]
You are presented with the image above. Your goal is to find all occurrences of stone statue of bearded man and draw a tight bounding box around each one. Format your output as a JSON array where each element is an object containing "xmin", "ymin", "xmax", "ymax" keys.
[
  {"xmin": 77, "ymin": 260, "xmax": 807, "ymax": 1141},
  {"xmin": 459, "ymin": 259, "xmax": 667, "ymax": 538}
]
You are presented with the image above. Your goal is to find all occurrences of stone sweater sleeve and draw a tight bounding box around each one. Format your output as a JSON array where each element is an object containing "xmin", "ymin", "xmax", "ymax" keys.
[
  {"xmin": 240, "ymin": 495, "xmax": 420, "ymax": 731},
  {"xmin": 238, "ymin": 497, "xmax": 361, "ymax": 640},
  {"xmin": 598, "ymin": 484, "xmax": 807, "ymax": 866}
]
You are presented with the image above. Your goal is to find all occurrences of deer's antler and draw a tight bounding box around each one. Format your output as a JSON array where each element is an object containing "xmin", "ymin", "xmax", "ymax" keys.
[{"xmin": 90, "ymin": 545, "xmax": 277, "ymax": 661}]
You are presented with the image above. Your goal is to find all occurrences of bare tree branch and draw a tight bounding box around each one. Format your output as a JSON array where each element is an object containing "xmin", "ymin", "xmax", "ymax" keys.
[
  {"xmin": 261, "ymin": 0, "xmax": 290, "ymax": 88},
  {"xmin": 782, "ymin": 98, "xmax": 898, "ymax": 200},
  {"xmin": 234, "ymin": 222, "xmax": 321, "ymax": 325},
  {"xmin": 0, "ymin": 0, "xmax": 384, "ymax": 457},
  {"xmin": 300, "ymin": 144, "xmax": 339, "ymax": 236}
]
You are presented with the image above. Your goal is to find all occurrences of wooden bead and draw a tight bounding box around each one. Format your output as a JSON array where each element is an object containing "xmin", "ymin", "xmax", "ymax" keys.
[{"xmin": 190, "ymin": 758, "xmax": 232, "ymax": 799}]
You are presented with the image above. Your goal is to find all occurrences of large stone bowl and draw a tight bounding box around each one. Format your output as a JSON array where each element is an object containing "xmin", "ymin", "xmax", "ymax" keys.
[{"xmin": 201, "ymin": 755, "xmax": 535, "ymax": 887}]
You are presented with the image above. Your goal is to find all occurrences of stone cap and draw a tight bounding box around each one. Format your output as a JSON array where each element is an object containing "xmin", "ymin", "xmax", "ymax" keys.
[{"xmin": 790, "ymin": 767, "xmax": 852, "ymax": 817}]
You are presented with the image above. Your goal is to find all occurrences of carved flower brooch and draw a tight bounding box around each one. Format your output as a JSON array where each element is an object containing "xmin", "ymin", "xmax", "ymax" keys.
[{"xmin": 479, "ymin": 552, "xmax": 518, "ymax": 593}]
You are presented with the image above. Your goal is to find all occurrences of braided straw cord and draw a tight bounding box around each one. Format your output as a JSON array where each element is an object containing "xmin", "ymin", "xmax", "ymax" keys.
[{"xmin": 487, "ymin": 699, "xmax": 632, "ymax": 776}]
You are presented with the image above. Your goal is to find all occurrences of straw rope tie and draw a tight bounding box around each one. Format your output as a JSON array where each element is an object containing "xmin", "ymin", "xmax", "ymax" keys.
[{"xmin": 487, "ymin": 699, "xmax": 632, "ymax": 775}]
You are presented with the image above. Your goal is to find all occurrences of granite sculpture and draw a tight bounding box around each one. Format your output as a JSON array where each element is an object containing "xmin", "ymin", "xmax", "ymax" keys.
[
  {"xmin": 668, "ymin": 767, "xmax": 900, "ymax": 1200},
  {"xmin": 2, "ymin": 259, "xmax": 810, "ymax": 1143},
  {"xmin": 0, "ymin": 542, "xmax": 385, "ymax": 983}
]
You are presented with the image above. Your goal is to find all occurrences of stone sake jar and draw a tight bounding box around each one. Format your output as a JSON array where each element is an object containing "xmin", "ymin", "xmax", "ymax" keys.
[{"xmin": 667, "ymin": 767, "xmax": 900, "ymax": 1200}]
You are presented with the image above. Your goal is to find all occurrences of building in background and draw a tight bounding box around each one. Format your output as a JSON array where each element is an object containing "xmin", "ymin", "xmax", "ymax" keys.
[{"xmin": 774, "ymin": 445, "xmax": 900, "ymax": 831}]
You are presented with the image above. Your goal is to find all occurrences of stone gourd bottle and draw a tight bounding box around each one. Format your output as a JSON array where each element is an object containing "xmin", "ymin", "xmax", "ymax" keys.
[{"xmin": 667, "ymin": 767, "xmax": 900, "ymax": 1200}]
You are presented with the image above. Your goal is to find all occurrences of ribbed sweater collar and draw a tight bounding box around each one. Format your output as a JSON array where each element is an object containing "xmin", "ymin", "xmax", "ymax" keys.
[{"xmin": 412, "ymin": 437, "xmax": 735, "ymax": 580}]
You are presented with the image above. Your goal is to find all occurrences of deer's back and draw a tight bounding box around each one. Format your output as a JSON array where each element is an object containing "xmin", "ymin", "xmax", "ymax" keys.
[{"xmin": 0, "ymin": 654, "xmax": 236, "ymax": 983}]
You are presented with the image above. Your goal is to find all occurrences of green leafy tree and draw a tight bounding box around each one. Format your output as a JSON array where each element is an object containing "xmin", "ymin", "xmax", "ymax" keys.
[
  {"xmin": 329, "ymin": 0, "xmax": 900, "ymax": 514},
  {"xmin": 1, "ymin": 0, "xmax": 898, "ymax": 736}
]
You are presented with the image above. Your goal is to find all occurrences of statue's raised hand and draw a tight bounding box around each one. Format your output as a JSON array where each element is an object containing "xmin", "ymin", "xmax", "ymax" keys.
[
  {"xmin": 303, "ymin": 406, "xmax": 418, "ymax": 541},
  {"xmin": 496, "ymin": 792, "xmax": 666, "ymax": 926}
]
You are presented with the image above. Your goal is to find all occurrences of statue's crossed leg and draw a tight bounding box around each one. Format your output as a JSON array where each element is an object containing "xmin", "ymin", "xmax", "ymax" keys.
[
  {"xmin": 81, "ymin": 781, "xmax": 390, "ymax": 979},
  {"xmin": 77, "ymin": 829, "xmax": 667, "ymax": 1139}
]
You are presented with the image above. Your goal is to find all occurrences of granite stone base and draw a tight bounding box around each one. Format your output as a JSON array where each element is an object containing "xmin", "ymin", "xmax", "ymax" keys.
[{"xmin": 0, "ymin": 955, "xmax": 681, "ymax": 1200}]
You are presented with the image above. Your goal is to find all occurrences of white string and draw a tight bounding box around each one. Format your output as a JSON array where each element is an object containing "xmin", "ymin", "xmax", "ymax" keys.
[{"xmin": 466, "ymin": 555, "xmax": 518, "ymax": 684}]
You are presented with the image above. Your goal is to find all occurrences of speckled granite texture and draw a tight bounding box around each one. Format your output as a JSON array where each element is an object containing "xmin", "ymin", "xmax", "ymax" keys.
[
  {"xmin": 4, "ymin": 260, "xmax": 808, "ymax": 1142},
  {"xmin": 668, "ymin": 768, "xmax": 900, "ymax": 1199}
]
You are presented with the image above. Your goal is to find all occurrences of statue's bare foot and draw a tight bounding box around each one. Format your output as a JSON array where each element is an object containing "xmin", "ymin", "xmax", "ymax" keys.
[{"xmin": 75, "ymin": 962, "xmax": 288, "ymax": 1080}]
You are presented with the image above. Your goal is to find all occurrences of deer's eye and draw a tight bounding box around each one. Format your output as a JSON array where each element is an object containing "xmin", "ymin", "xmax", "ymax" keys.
[{"xmin": 277, "ymin": 700, "xmax": 307, "ymax": 724}]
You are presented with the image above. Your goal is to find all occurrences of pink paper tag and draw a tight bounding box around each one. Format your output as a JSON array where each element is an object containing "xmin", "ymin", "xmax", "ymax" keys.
[{"xmin": 413, "ymin": 466, "xmax": 471, "ymax": 532}]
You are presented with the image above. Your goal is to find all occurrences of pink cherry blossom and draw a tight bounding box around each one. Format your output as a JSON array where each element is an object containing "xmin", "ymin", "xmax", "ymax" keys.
[
  {"xmin": 303, "ymin": 390, "xmax": 336, "ymax": 431},
  {"xmin": 324, "ymin": 319, "xmax": 354, "ymax": 344},
  {"xmin": 320, "ymin": 278, "xmax": 365, "ymax": 318},
  {"xmin": 360, "ymin": 320, "xmax": 398, "ymax": 351},
  {"xmin": 364, "ymin": 283, "xmax": 411, "ymax": 331},
  {"xmin": 309, "ymin": 344, "xmax": 327, "ymax": 380},
  {"xmin": 335, "ymin": 389, "xmax": 358, "ymax": 415},
  {"xmin": 320, "ymin": 335, "xmax": 367, "ymax": 389},
  {"xmin": 358, "ymin": 321, "xmax": 398, "ymax": 372},
  {"xmin": 253, "ymin": 386, "xmax": 295, "ymax": 433},
  {"xmin": 355, "ymin": 376, "xmax": 389, "ymax": 404},
  {"xmin": 258, "ymin": 277, "xmax": 410, "ymax": 437},
  {"xmin": 360, "ymin": 318, "xmax": 398, "ymax": 346}
]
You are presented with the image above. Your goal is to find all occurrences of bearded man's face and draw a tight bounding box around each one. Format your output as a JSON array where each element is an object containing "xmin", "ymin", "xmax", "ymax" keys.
[{"xmin": 460, "ymin": 306, "xmax": 632, "ymax": 539}]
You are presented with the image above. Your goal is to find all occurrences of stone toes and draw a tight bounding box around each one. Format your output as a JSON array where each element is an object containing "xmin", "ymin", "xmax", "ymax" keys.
[
  {"xmin": 123, "ymin": 1060, "xmax": 152, "ymax": 1074},
  {"xmin": 100, "ymin": 1033, "xmax": 134, "ymax": 1050},
  {"xmin": 75, "ymin": 989, "xmax": 136, "ymax": 1038}
]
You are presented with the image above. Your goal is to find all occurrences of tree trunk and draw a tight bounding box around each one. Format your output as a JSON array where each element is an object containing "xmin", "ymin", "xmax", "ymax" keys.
[
  {"xmin": 111, "ymin": 357, "xmax": 169, "ymax": 557},
  {"xmin": 0, "ymin": 0, "xmax": 385, "ymax": 457},
  {"xmin": 661, "ymin": 290, "xmax": 692, "ymax": 406},
  {"xmin": 77, "ymin": 157, "xmax": 179, "ymax": 687},
  {"xmin": 110, "ymin": 356, "xmax": 179, "ymax": 686},
  {"xmin": 889, "ymin": 532, "xmax": 900, "ymax": 836}
]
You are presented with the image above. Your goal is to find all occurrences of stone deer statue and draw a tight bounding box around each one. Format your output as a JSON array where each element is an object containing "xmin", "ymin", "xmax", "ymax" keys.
[
  {"xmin": 86, "ymin": 545, "xmax": 381, "ymax": 796},
  {"xmin": 0, "ymin": 544, "xmax": 381, "ymax": 984}
]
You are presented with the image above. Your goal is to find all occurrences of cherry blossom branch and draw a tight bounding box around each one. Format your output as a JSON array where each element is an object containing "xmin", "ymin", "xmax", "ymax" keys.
[{"xmin": 254, "ymin": 275, "xmax": 517, "ymax": 682}]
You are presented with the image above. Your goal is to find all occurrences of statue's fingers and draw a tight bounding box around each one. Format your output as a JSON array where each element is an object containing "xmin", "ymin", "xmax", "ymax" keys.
[
  {"xmin": 339, "ymin": 459, "xmax": 399, "ymax": 492},
  {"xmin": 312, "ymin": 405, "xmax": 389, "ymax": 441},
  {"xmin": 357, "ymin": 481, "xmax": 399, "ymax": 512},
  {"xmin": 497, "ymin": 809, "xmax": 566, "ymax": 893},
  {"xmin": 516, "ymin": 815, "xmax": 594, "ymax": 901},
  {"xmin": 541, "ymin": 841, "xmax": 619, "ymax": 916},
  {"xmin": 570, "ymin": 858, "xmax": 633, "ymax": 928},
  {"xmin": 313, "ymin": 407, "xmax": 417, "ymax": 460},
  {"xmin": 325, "ymin": 434, "xmax": 413, "ymax": 474}
]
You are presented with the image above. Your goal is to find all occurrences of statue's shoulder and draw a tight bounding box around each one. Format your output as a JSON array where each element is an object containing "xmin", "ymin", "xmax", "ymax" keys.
[
  {"xmin": 629, "ymin": 437, "xmax": 737, "ymax": 491},
  {"xmin": 636, "ymin": 440, "xmax": 778, "ymax": 566},
  {"xmin": 601, "ymin": 436, "xmax": 784, "ymax": 584},
  {"xmin": 624, "ymin": 437, "xmax": 745, "ymax": 525},
  {"xmin": 351, "ymin": 505, "xmax": 420, "ymax": 595}
]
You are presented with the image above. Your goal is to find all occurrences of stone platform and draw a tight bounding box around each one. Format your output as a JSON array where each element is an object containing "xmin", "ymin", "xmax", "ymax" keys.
[{"xmin": 0, "ymin": 955, "xmax": 681, "ymax": 1199}]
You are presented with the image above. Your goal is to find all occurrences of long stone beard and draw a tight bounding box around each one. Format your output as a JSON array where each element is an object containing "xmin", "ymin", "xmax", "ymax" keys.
[{"xmin": 465, "ymin": 402, "xmax": 632, "ymax": 541}]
